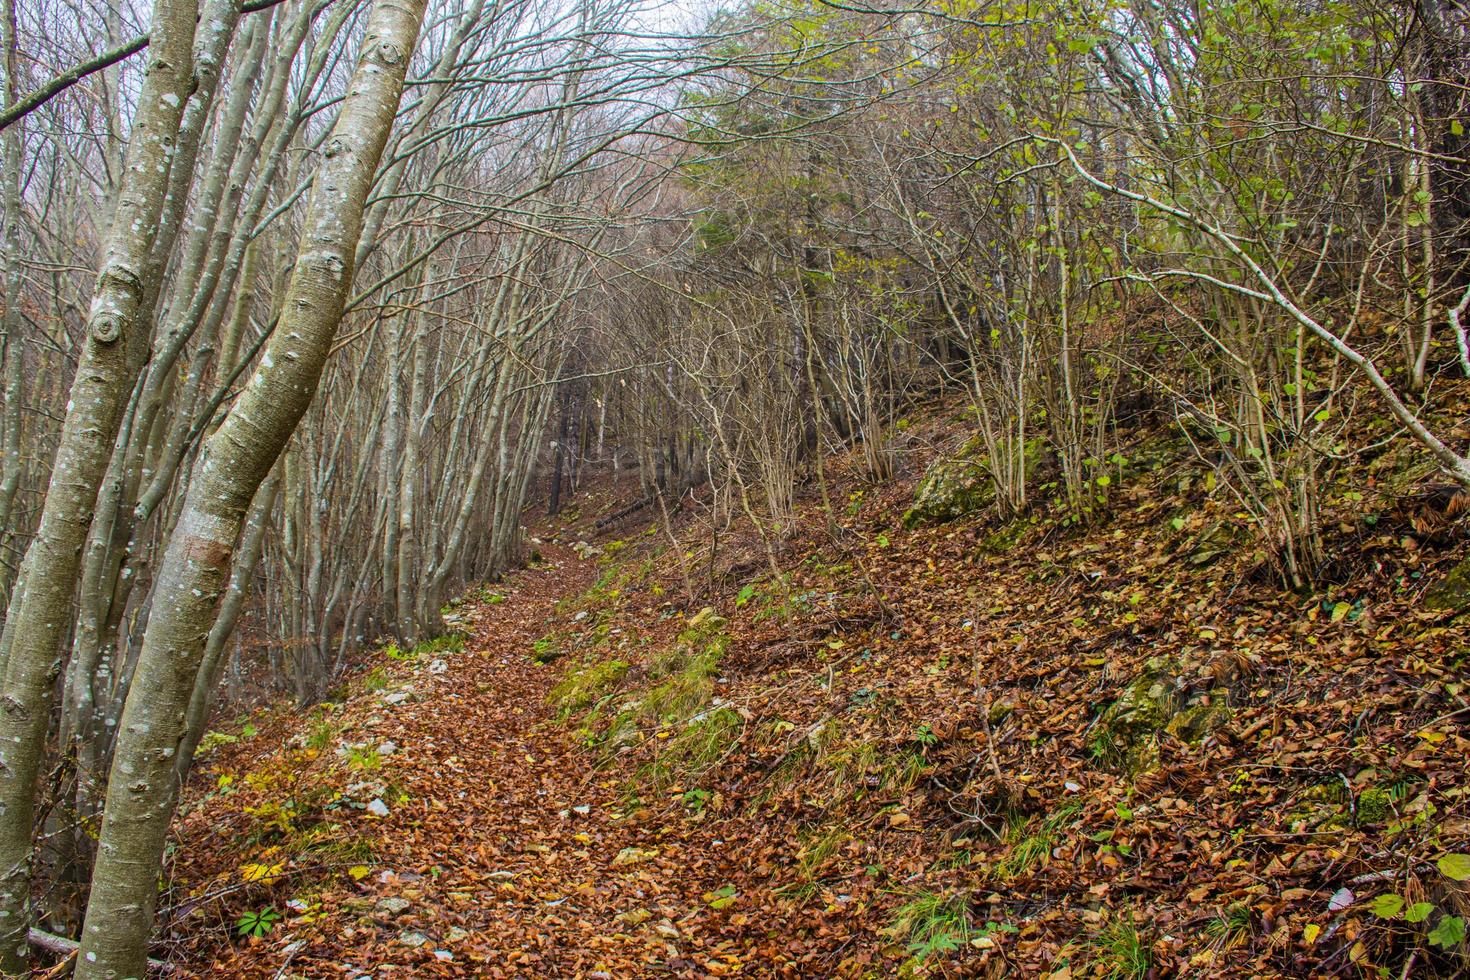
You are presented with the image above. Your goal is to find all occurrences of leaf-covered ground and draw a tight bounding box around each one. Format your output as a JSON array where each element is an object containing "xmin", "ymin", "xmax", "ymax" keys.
[{"xmin": 169, "ymin": 401, "xmax": 1470, "ymax": 978}]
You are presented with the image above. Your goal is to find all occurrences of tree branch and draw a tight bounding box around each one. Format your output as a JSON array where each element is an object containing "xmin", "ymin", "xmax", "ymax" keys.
[{"xmin": 0, "ymin": 0, "xmax": 286, "ymax": 132}]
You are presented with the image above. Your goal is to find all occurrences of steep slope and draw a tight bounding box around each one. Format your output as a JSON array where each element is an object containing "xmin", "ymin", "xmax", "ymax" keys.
[{"xmin": 169, "ymin": 402, "xmax": 1470, "ymax": 979}]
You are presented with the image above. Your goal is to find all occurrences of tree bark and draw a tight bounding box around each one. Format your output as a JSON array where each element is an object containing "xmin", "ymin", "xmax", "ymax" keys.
[
  {"xmin": 0, "ymin": 0, "xmax": 202, "ymax": 965},
  {"xmin": 74, "ymin": 0, "xmax": 427, "ymax": 971},
  {"xmin": 0, "ymin": 0, "xmax": 25, "ymax": 616}
]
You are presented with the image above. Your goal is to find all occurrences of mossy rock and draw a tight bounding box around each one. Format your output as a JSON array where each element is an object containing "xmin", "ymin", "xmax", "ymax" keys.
[
  {"xmin": 902, "ymin": 437, "xmax": 996, "ymax": 529},
  {"xmin": 987, "ymin": 699, "xmax": 1015, "ymax": 726},
  {"xmin": 1092, "ymin": 659, "xmax": 1176, "ymax": 772},
  {"xmin": 1354, "ymin": 786, "xmax": 1394, "ymax": 825},
  {"xmin": 1424, "ymin": 555, "xmax": 1470, "ymax": 612},
  {"xmin": 1095, "ymin": 659, "xmax": 1232, "ymax": 773},
  {"xmin": 1101, "ymin": 658, "xmax": 1179, "ymax": 738},
  {"xmin": 1165, "ymin": 695, "xmax": 1232, "ymax": 742}
]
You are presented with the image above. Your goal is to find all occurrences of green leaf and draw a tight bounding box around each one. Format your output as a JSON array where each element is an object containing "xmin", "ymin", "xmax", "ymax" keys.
[
  {"xmin": 1405, "ymin": 902, "xmax": 1435, "ymax": 923},
  {"xmin": 1439, "ymin": 853, "xmax": 1470, "ymax": 881},
  {"xmin": 1330, "ymin": 602, "xmax": 1351, "ymax": 623},
  {"xmin": 1369, "ymin": 894, "xmax": 1404, "ymax": 919},
  {"xmin": 235, "ymin": 906, "xmax": 281, "ymax": 938},
  {"xmin": 1427, "ymin": 915, "xmax": 1464, "ymax": 948}
]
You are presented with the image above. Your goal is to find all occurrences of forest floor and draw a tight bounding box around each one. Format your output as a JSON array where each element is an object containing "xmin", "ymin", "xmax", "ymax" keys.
[
  {"xmin": 168, "ymin": 542, "xmax": 795, "ymax": 978},
  {"xmin": 167, "ymin": 398, "xmax": 1470, "ymax": 979}
]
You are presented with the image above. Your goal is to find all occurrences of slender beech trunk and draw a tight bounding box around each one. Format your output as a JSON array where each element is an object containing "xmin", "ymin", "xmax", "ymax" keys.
[
  {"xmin": 0, "ymin": 0, "xmax": 200, "ymax": 965},
  {"xmin": 176, "ymin": 472, "xmax": 281, "ymax": 786},
  {"xmin": 0, "ymin": 0, "xmax": 23, "ymax": 568},
  {"xmin": 75, "ymin": 0, "xmax": 426, "ymax": 972},
  {"xmin": 380, "ymin": 315, "xmax": 402, "ymax": 623},
  {"xmin": 396, "ymin": 308, "xmax": 428, "ymax": 644}
]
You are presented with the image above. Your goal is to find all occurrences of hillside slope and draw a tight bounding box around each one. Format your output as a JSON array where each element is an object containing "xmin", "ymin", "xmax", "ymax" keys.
[{"xmin": 171, "ymin": 400, "xmax": 1470, "ymax": 978}]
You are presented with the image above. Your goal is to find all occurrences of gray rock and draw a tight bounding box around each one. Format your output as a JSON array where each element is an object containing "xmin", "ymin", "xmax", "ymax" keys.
[
  {"xmin": 375, "ymin": 896, "xmax": 411, "ymax": 917},
  {"xmin": 902, "ymin": 436, "xmax": 998, "ymax": 528}
]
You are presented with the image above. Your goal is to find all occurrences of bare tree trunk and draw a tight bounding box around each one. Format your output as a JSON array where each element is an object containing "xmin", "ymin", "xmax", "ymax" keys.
[
  {"xmin": 396, "ymin": 306, "xmax": 427, "ymax": 644},
  {"xmin": 0, "ymin": 0, "xmax": 24, "ymax": 612},
  {"xmin": 0, "ymin": 0, "xmax": 202, "ymax": 964},
  {"xmin": 176, "ymin": 472, "xmax": 280, "ymax": 786},
  {"xmin": 75, "ymin": 0, "xmax": 427, "ymax": 972}
]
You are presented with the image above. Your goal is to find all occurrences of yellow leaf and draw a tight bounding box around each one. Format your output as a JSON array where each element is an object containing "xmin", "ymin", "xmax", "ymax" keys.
[
  {"xmin": 348, "ymin": 865, "xmax": 371, "ymax": 881},
  {"xmin": 1304, "ymin": 923, "xmax": 1320, "ymax": 944},
  {"xmin": 240, "ymin": 862, "xmax": 283, "ymax": 883}
]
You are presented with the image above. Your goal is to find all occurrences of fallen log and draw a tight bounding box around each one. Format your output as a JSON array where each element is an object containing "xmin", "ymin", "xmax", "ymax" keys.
[{"xmin": 29, "ymin": 928, "xmax": 171, "ymax": 973}]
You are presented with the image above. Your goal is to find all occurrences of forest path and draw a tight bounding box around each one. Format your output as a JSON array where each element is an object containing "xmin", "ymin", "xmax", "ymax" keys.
[{"xmin": 227, "ymin": 543, "xmax": 764, "ymax": 978}]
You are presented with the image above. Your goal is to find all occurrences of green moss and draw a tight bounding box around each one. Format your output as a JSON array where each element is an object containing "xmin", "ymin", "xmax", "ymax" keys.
[
  {"xmin": 532, "ymin": 632, "xmax": 562, "ymax": 663},
  {"xmin": 979, "ymin": 518, "xmax": 1030, "ymax": 555},
  {"xmin": 1094, "ymin": 658, "xmax": 1178, "ymax": 772},
  {"xmin": 1094, "ymin": 659, "xmax": 1232, "ymax": 773},
  {"xmin": 1355, "ymin": 786, "xmax": 1393, "ymax": 825},
  {"xmin": 1425, "ymin": 555, "xmax": 1470, "ymax": 612},
  {"xmin": 569, "ymin": 608, "xmax": 732, "ymax": 754},
  {"xmin": 548, "ymin": 659, "xmax": 631, "ymax": 719},
  {"xmin": 1164, "ymin": 697, "xmax": 1232, "ymax": 743},
  {"xmin": 902, "ymin": 439, "xmax": 996, "ymax": 529}
]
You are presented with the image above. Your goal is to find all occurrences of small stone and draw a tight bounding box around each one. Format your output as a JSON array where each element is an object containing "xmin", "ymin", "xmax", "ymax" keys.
[
  {"xmin": 398, "ymin": 930, "xmax": 428, "ymax": 948},
  {"xmin": 375, "ymin": 897, "xmax": 411, "ymax": 917},
  {"xmin": 429, "ymin": 659, "xmax": 448, "ymax": 674},
  {"xmin": 444, "ymin": 926, "xmax": 469, "ymax": 943},
  {"xmin": 383, "ymin": 690, "xmax": 410, "ymax": 706},
  {"xmin": 367, "ymin": 798, "xmax": 390, "ymax": 817},
  {"xmin": 377, "ymin": 741, "xmax": 398, "ymax": 756}
]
